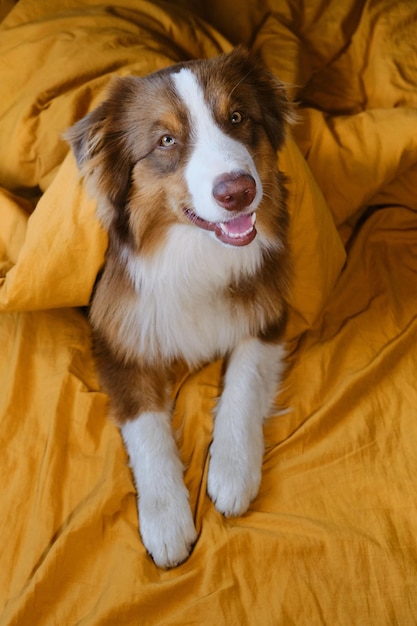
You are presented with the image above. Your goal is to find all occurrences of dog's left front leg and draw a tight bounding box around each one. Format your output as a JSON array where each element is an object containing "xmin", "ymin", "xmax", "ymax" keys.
[{"xmin": 207, "ymin": 337, "xmax": 286, "ymax": 517}]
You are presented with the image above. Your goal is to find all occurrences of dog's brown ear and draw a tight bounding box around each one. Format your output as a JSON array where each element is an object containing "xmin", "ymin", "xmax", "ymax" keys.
[
  {"xmin": 257, "ymin": 71, "xmax": 296, "ymax": 151},
  {"xmin": 227, "ymin": 46, "xmax": 296, "ymax": 152},
  {"xmin": 249, "ymin": 55, "xmax": 296, "ymax": 151},
  {"xmin": 65, "ymin": 77, "xmax": 140, "ymax": 236},
  {"xmin": 65, "ymin": 104, "xmax": 108, "ymax": 170}
]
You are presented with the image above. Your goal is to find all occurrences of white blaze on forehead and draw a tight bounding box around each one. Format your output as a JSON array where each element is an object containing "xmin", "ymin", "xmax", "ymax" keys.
[{"xmin": 171, "ymin": 67, "xmax": 263, "ymax": 223}]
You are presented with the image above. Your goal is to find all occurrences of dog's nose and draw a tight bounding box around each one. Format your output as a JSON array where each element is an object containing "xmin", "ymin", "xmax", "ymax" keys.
[{"xmin": 213, "ymin": 172, "xmax": 256, "ymax": 212}]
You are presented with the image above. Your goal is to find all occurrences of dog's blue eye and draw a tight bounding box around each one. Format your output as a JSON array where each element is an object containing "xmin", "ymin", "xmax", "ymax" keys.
[
  {"xmin": 160, "ymin": 135, "xmax": 176, "ymax": 147},
  {"xmin": 231, "ymin": 111, "xmax": 243, "ymax": 124}
]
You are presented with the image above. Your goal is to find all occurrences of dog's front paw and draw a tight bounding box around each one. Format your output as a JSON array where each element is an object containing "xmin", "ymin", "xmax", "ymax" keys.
[
  {"xmin": 139, "ymin": 489, "xmax": 197, "ymax": 569},
  {"xmin": 207, "ymin": 446, "xmax": 262, "ymax": 517}
]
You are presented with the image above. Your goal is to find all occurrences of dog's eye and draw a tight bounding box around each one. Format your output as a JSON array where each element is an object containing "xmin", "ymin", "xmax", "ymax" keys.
[
  {"xmin": 160, "ymin": 135, "xmax": 176, "ymax": 147},
  {"xmin": 230, "ymin": 111, "xmax": 244, "ymax": 124}
]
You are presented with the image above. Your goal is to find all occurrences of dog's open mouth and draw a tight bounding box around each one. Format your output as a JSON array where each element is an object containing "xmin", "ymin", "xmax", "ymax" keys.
[{"xmin": 183, "ymin": 209, "xmax": 257, "ymax": 246}]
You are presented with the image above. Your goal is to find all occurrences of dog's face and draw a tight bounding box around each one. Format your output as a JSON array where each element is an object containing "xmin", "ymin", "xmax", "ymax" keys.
[{"xmin": 67, "ymin": 47, "xmax": 293, "ymax": 254}]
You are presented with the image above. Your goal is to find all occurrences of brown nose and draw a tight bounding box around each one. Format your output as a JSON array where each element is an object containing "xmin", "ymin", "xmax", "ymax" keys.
[{"xmin": 212, "ymin": 172, "xmax": 256, "ymax": 212}]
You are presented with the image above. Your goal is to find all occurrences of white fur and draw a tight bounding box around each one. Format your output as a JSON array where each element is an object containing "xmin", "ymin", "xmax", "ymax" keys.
[
  {"xmin": 172, "ymin": 69, "xmax": 263, "ymax": 225},
  {"xmin": 115, "ymin": 224, "xmax": 276, "ymax": 365},
  {"xmin": 121, "ymin": 412, "xmax": 197, "ymax": 568},
  {"xmin": 208, "ymin": 339, "xmax": 286, "ymax": 515}
]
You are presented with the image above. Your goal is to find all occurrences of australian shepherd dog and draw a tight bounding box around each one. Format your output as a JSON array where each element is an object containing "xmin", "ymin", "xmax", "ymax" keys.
[{"xmin": 66, "ymin": 47, "xmax": 294, "ymax": 568}]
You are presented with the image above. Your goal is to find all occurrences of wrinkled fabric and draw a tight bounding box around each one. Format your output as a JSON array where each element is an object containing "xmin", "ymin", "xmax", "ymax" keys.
[{"xmin": 0, "ymin": 0, "xmax": 416, "ymax": 624}]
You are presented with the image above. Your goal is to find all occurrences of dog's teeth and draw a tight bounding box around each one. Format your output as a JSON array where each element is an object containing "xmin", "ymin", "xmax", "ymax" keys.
[
  {"xmin": 220, "ymin": 224, "xmax": 253, "ymax": 238},
  {"xmin": 219, "ymin": 213, "xmax": 256, "ymax": 238}
]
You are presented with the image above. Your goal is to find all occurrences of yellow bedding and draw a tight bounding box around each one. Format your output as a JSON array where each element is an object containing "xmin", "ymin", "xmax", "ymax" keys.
[{"xmin": 0, "ymin": 0, "xmax": 416, "ymax": 623}]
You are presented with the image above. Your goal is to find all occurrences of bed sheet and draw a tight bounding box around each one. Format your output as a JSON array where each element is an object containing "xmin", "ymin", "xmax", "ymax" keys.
[{"xmin": 0, "ymin": 1, "xmax": 416, "ymax": 624}]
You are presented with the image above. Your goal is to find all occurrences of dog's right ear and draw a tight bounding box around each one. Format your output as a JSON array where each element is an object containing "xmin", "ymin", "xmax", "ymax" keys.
[
  {"xmin": 65, "ymin": 104, "xmax": 108, "ymax": 171},
  {"xmin": 65, "ymin": 78, "xmax": 140, "ymax": 234}
]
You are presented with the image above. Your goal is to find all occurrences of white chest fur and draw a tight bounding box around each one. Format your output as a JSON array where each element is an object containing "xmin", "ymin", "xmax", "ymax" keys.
[{"xmin": 117, "ymin": 224, "xmax": 269, "ymax": 366}]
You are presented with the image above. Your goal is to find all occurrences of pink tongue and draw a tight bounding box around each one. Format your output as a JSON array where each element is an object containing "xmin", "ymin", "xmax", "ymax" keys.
[{"xmin": 220, "ymin": 213, "xmax": 253, "ymax": 235}]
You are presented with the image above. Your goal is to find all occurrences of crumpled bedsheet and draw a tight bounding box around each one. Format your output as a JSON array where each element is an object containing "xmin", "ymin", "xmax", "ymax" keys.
[{"xmin": 0, "ymin": 0, "xmax": 416, "ymax": 624}]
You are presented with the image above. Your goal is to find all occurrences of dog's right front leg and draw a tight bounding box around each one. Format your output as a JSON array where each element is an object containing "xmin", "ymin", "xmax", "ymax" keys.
[
  {"xmin": 121, "ymin": 411, "xmax": 197, "ymax": 568},
  {"xmin": 92, "ymin": 332, "xmax": 197, "ymax": 568}
]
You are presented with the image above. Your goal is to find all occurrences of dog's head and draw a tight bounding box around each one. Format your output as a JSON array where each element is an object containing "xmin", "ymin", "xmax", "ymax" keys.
[{"xmin": 66, "ymin": 47, "xmax": 294, "ymax": 253}]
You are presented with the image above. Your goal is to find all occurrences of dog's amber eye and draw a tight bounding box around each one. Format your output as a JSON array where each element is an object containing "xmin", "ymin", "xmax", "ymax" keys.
[
  {"xmin": 231, "ymin": 111, "xmax": 243, "ymax": 124},
  {"xmin": 160, "ymin": 135, "xmax": 176, "ymax": 147}
]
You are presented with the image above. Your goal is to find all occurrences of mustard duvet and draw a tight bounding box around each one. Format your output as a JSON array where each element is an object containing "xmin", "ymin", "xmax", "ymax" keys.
[{"xmin": 1, "ymin": 0, "xmax": 416, "ymax": 624}]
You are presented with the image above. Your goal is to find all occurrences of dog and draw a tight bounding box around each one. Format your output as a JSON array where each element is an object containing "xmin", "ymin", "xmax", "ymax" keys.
[{"xmin": 66, "ymin": 46, "xmax": 293, "ymax": 568}]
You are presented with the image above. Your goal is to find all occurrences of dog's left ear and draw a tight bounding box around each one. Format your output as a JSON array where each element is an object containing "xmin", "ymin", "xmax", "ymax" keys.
[
  {"xmin": 256, "ymin": 69, "xmax": 296, "ymax": 151},
  {"xmin": 228, "ymin": 46, "xmax": 296, "ymax": 151}
]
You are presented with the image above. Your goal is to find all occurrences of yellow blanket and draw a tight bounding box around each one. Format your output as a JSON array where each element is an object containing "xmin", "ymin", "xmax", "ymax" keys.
[{"xmin": 1, "ymin": 0, "xmax": 416, "ymax": 623}]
